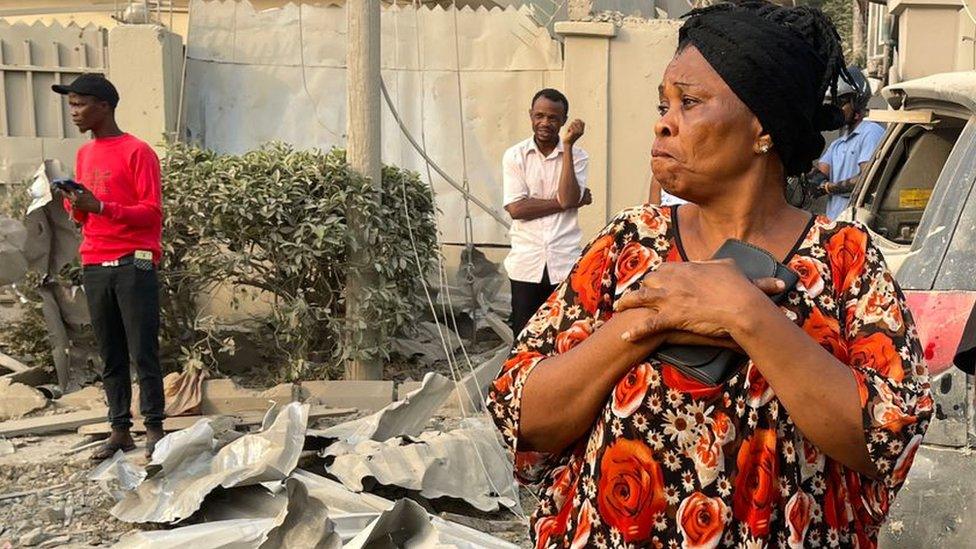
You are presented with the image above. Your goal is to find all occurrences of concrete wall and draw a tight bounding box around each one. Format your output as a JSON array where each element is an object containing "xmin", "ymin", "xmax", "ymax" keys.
[
  {"xmin": 553, "ymin": 19, "xmax": 681, "ymax": 237},
  {"xmin": 889, "ymin": 0, "xmax": 976, "ymax": 82},
  {"xmin": 607, "ymin": 19, "xmax": 680, "ymax": 216},
  {"xmin": 181, "ymin": 1, "xmax": 566, "ymax": 246},
  {"xmin": 181, "ymin": 0, "xmax": 681, "ymax": 248}
]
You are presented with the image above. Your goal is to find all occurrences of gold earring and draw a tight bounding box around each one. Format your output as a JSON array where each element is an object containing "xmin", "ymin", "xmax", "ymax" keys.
[{"xmin": 757, "ymin": 141, "xmax": 771, "ymax": 154}]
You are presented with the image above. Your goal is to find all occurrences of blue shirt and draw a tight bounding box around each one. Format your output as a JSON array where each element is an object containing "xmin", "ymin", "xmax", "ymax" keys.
[{"xmin": 820, "ymin": 120, "xmax": 886, "ymax": 219}]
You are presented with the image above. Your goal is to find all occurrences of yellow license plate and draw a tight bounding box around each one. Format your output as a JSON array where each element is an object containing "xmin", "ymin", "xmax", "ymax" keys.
[{"xmin": 899, "ymin": 188, "xmax": 932, "ymax": 209}]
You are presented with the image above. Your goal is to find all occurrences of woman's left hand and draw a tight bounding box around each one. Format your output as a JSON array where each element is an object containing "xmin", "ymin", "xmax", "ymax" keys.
[{"xmin": 614, "ymin": 259, "xmax": 785, "ymax": 342}]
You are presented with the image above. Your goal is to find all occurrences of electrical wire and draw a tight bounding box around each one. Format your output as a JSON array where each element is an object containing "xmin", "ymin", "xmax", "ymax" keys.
[
  {"xmin": 385, "ymin": 2, "xmax": 528, "ymax": 518},
  {"xmin": 297, "ymin": 4, "xmax": 341, "ymax": 140}
]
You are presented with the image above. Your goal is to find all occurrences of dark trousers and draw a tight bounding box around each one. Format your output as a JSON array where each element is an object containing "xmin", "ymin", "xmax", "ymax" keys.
[
  {"xmin": 83, "ymin": 263, "xmax": 164, "ymax": 428},
  {"xmin": 510, "ymin": 268, "xmax": 558, "ymax": 338}
]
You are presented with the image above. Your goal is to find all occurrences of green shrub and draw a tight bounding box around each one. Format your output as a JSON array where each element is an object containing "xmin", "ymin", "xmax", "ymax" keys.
[{"xmin": 161, "ymin": 142, "xmax": 438, "ymax": 379}]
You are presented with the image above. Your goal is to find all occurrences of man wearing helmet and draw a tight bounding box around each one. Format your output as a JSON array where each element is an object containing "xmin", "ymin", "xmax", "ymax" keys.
[{"xmin": 816, "ymin": 66, "xmax": 885, "ymax": 219}]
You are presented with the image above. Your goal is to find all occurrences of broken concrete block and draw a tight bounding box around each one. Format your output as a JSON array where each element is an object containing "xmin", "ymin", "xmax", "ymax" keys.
[
  {"xmin": 0, "ymin": 377, "xmax": 47, "ymax": 420},
  {"xmin": 2, "ymin": 364, "xmax": 51, "ymax": 387},
  {"xmin": 59, "ymin": 385, "xmax": 106, "ymax": 410},
  {"xmin": 196, "ymin": 379, "xmax": 298, "ymax": 415},
  {"xmin": 0, "ymin": 351, "xmax": 31, "ymax": 374},
  {"xmin": 299, "ymin": 380, "xmax": 394, "ymax": 412}
]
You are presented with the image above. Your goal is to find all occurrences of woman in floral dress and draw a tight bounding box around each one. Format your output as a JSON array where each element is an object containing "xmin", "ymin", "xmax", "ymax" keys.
[{"xmin": 487, "ymin": 3, "xmax": 931, "ymax": 548}]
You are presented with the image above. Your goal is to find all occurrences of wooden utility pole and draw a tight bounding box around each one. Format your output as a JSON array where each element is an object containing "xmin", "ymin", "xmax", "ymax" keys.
[{"xmin": 345, "ymin": 0, "xmax": 383, "ymax": 380}]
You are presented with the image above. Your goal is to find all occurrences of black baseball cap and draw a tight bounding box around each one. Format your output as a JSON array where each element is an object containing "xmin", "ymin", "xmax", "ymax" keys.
[{"xmin": 52, "ymin": 73, "xmax": 119, "ymax": 108}]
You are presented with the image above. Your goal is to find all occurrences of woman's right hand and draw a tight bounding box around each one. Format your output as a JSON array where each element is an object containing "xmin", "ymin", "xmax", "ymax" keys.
[{"xmin": 613, "ymin": 262, "xmax": 788, "ymax": 344}]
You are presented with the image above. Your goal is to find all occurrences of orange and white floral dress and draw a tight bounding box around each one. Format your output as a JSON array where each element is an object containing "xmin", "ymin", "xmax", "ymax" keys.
[{"xmin": 487, "ymin": 205, "xmax": 931, "ymax": 549}]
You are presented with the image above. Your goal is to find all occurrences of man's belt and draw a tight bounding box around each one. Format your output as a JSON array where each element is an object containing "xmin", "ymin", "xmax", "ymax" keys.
[{"xmin": 97, "ymin": 254, "xmax": 134, "ymax": 267}]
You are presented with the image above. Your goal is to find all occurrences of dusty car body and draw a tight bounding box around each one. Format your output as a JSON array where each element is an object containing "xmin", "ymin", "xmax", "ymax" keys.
[{"xmin": 842, "ymin": 71, "xmax": 976, "ymax": 547}]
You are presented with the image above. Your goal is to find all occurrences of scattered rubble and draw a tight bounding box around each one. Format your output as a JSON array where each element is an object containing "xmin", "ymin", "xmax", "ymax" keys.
[
  {"xmin": 0, "ymin": 316, "xmax": 532, "ymax": 547},
  {"xmin": 79, "ymin": 371, "xmax": 527, "ymax": 547},
  {"xmin": 577, "ymin": 10, "xmax": 659, "ymax": 26},
  {"xmin": 0, "ymin": 438, "xmax": 136, "ymax": 547}
]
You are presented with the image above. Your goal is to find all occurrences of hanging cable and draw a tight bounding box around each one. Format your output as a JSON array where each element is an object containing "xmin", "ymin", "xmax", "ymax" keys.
[
  {"xmin": 378, "ymin": 80, "xmax": 510, "ymax": 230},
  {"xmin": 297, "ymin": 4, "xmax": 341, "ymax": 140}
]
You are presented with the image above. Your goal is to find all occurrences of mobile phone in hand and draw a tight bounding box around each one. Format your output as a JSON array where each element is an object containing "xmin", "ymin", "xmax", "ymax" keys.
[{"xmin": 52, "ymin": 178, "xmax": 84, "ymax": 193}]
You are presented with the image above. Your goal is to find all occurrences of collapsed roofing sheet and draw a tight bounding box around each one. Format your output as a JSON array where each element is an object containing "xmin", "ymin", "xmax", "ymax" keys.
[
  {"xmin": 95, "ymin": 362, "xmax": 522, "ymax": 547},
  {"xmin": 309, "ymin": 372, "xmax": 453, "ymax": 445},
  {"xmin": 104, "ymin": 403, "xmax": 308, "ymax": 523},
  {"xmin": 326, "ymin": 419, "xmax": 518, "ymax": 512},
  {"xmin": 113, "ymin": 469, "xmax": 516, "ymax": 549}
]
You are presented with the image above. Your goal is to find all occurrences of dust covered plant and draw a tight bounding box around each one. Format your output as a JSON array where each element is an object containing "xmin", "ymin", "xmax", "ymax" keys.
[{"xmin": 162, "ymin": 142, "xmax": 438, "ymax": 379}]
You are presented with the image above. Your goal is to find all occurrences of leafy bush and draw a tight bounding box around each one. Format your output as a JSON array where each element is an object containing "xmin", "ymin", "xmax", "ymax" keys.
[{"xmin": 161, "ymin": 142, "xmax": 438, "ymax": 379}]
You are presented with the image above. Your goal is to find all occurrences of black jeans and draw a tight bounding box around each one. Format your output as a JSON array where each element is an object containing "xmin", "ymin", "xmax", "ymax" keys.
[
  {"xmin": 83, "ymin": 263, "xmax": 164, "ymax": 428},
  {"xmin": 510, "ymin": 268, "xmax": 558, "ymax": 338}
]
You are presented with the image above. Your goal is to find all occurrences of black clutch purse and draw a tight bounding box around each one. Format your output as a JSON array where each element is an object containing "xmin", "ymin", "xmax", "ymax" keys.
[{"xmin": 651, "ymin": 239, "xmax": 800, "ymax": 386}]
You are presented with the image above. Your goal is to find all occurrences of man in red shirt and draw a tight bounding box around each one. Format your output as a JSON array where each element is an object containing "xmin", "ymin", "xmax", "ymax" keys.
[{"xmin": 52, "ymin": 74, "xmax": 165, "ymax": 460}]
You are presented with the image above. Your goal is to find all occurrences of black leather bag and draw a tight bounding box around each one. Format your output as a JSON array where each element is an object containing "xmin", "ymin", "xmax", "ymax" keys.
[{"xmin": 651, "ymin": 239, "xmax": 800, "ymax": 386}]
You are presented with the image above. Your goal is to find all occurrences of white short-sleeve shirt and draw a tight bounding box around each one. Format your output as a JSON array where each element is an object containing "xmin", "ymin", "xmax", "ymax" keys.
[{"xmin": 502, "ymin": 137, "xmax": 589, "ymax": 284}]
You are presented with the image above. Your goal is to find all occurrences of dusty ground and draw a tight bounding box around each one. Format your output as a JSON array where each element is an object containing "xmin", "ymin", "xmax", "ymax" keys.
[
  {"xmin": 0, "ymin": 432, "xmax": 142, "ymax": 548},
  {"xmin": 0, "ymin": 294, "xmax": 532, "ymax": 546}
]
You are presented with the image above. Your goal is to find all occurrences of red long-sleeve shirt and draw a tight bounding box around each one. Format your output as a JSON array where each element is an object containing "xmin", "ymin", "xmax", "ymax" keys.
[{"xmin": 65, "ymin": 133, "xmax": 163, "ymax": 265}]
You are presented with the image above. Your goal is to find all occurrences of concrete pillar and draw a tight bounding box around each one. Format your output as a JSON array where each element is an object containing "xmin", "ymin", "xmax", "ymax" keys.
[
  {"xmin": 889, "ymin": 0, "xmax": 968, "ymax": 81},
  {"xmin": 344, "ymin": 0, "xmax": 383, "ymax": 381},
  {"xmin": 107, "ymin": 24, "xmax": 183, "ymax": 149},
  {"xmin": 555, "ymin": 21, "xmax": 616, "ymax": 240}
]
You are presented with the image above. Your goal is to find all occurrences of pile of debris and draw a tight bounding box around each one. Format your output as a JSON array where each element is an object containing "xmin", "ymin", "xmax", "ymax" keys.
[{"xmin": 0, "ymin": 346, "xmax": 529, "ymax": 547}]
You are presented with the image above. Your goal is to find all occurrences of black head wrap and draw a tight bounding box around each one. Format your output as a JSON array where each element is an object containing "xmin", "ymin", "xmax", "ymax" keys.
[{"xmin": 678, "ymin": 1, "xmax": 850, "ymax": 176}]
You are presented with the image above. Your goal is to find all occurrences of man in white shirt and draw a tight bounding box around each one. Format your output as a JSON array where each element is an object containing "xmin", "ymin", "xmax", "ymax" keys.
[{"xmin": 503, "ymin": 88, "xmax": 591, "ymax": 336}]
